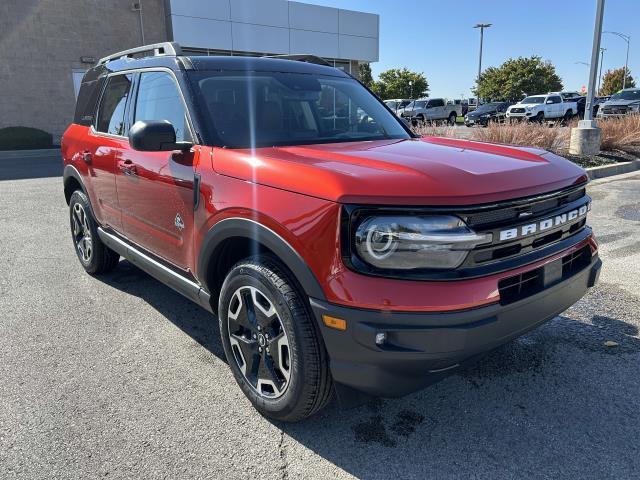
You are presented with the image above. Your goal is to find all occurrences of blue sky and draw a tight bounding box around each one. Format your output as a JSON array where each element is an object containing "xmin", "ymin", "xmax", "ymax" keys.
[{"xmin": 306, "ymin": 0, "xmax": 639, "ymax": 99}]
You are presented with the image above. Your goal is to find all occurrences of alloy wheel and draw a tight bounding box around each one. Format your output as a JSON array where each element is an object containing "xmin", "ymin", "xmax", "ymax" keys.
[
  {"xmin": 72, "ymin": 203, "xmax": 92, "ymax": 263},
  {"xmin": 227, "ymin": 286, "xmax": 291, "ymax": 398}
]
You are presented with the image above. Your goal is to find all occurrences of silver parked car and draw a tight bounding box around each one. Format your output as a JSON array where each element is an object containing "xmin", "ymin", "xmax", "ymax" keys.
[
  {"xmin": 401, "ymin": 98, "xmax": 461, "ymax": 125},
  {"xmin": 597, "ymin": 88, "xmax": 640, "ymax": 118}
]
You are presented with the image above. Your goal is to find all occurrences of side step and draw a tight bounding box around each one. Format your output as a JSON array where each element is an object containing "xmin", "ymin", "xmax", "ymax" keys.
[{"xmin": 97, "ymin": 227, "xmax": 213, "ymax": 313}]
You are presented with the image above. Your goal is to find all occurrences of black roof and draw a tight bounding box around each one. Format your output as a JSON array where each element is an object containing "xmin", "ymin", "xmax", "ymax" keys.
[{"xmin": 84, "ymin": 54, "xmax": 349, "ymax": 83}]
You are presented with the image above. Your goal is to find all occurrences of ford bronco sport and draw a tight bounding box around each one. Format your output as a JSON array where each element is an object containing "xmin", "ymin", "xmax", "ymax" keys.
[{"xmin": 62, "ymin": 43, "xmax": 601, "ymax": 422}]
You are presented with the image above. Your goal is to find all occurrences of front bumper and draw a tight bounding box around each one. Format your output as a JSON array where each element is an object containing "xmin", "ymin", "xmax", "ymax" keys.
[{"xmin": 311, "ymin": 253, "xmax": 601, "ymax": 397}]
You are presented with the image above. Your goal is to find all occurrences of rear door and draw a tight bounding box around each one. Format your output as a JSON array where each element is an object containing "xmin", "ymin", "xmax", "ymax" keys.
[
  {"xmin": 115, "ymin": 70, "xmax": 197, "ymax": 271},
  {"xmin": 86, "ymin": 73, "xmax": 134, "ymax": 231}
]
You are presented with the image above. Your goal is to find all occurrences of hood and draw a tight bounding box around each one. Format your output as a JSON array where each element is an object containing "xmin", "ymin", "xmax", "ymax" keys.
[
  {"xmin": 510, "ymin": 103, "xmax": 539, "ymax": 109},
  {"xmin": 603, "ymin": 99, "xmax": 639, "ymax": 107},
  {"xmin": 211, "ymin": 138, "xmax": 587, "ymax": 206},
  {"xmin": 467, "ymin": 109, "xmax": 495, "ymax": 118}
]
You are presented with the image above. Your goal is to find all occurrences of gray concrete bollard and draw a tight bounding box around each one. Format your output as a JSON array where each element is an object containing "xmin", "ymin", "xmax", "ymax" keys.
[{"xmin": 569, "ymin": 120, "xmax": 601, "ymax": 156}]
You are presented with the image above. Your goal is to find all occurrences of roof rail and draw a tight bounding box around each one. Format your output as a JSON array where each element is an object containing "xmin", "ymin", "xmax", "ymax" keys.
[
  {"xmin": 265, "ymin": 54, "xmax": 332, "ymax": 67},
  {"xmin": 97, "ymin": 42, "xmax": 182, "ymax": 66}
]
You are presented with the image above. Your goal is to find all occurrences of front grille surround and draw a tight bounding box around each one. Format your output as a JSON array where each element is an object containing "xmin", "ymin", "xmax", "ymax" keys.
[{"xmin": 341, "ymin": 183, "xmax": 591, "ymax": 281}]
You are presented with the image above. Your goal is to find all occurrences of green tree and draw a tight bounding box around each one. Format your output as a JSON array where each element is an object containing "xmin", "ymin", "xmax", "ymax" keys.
[
  {"xmin": 599, "ymin": 67, "xmax": 635, "ymax": 96},
  {"xmin": 475, "ymin": 56, "xmax": 563, "ymax": 102},
  {"xmin": 358, "ymin": 62, "xmax": 374, "ymax": 88},
  {"xmin": 373, "ymin": 68, "xmax": 429, "ymax": 99}
]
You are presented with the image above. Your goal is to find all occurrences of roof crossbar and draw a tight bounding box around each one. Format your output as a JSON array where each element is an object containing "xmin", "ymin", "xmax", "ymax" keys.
[
  {"xmin": 265, "ymin": 54, "xmax": 332, "ymax": 67},
  {"xmin": 97, "ymin": 42, "xmax": 182, "ymax": 66}
]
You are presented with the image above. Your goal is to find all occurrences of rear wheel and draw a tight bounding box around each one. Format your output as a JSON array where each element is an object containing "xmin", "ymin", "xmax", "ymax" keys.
[
  {"xmin": 219, "ymin": 256, "xmax": 333, "ymax": 422},
  {"xmin": 448, "ymin": 112, "xmax": 457, "ymax": 125},
  {"xmin": 69, "ymin": 190, "xmax": 119, "ymax": 274}
]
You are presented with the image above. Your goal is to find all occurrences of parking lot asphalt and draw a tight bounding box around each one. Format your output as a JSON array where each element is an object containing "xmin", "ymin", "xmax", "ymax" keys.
[{"xmin": 1, "ymin": 156, "xmax": 639, "ymax": 479}]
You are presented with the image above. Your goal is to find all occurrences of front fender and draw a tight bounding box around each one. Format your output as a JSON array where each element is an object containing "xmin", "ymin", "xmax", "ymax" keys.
[{"xmin": 197, "ymin": 217, "xmax": 327, "ymax": 301}]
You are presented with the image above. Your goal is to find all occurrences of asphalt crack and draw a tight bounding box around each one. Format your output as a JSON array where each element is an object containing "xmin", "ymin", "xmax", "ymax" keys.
[{"xmin": 278, "ymin": 429, "xmax": 289, "ymax": 480}]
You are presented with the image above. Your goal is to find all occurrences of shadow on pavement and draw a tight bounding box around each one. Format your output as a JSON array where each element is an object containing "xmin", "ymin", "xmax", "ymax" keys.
[
  {"xmin": 0, "ymin": 152, "xmax": 62, "ymax": 180},
  {"xmin": 97, "ymin": 262, "xmax": 640, "ymax": 478}
]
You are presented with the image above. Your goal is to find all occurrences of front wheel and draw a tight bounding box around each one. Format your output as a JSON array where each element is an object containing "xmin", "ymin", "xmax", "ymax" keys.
[{"xmin": 219, "ymin": 256, "xmax": 333, "ymax": 422}]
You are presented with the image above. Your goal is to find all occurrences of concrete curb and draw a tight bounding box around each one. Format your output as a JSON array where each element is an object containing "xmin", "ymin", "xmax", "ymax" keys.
[
  {"xmin": 586, "ymin": 159, "xmax": 640, "ymax": 180},
  {"xmin": 0, "ymin": 148, "xmax": 60, "ymax": 159}
]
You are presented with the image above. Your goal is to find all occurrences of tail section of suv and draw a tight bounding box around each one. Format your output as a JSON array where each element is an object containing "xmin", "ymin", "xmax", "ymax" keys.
[{"xmin": 62, "ymin": 43, "xmax": 601, "ymax": 421}]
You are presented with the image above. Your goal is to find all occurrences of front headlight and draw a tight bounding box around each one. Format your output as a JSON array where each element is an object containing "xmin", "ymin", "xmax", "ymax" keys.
[
  {"xmin": 354, "ymin": 215, "xmax": 492, "ymax": 270},
  {"xmin": 629, "ymin": 103, "xmax": 640, "ymax": 112}
]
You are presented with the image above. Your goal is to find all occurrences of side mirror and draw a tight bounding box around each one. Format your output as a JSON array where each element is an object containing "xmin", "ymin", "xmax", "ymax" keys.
[{"xmin": 129, "ymin": 120, "xmax": 193, "ymax": 152}]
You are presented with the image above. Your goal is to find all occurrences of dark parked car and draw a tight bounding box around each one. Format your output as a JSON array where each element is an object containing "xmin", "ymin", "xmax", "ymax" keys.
[{"xmin": 464, "ymin": 102, "xmax": 511, "ymax": 126}]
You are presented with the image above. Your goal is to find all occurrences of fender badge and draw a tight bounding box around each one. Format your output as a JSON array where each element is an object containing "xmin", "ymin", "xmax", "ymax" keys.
[{"xmin": 174, "ymin": 213, "xmax": 185, "ymax": 231}]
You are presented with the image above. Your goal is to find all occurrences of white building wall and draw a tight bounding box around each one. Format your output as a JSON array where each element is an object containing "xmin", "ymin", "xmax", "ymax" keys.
[{"xmin": 166, "ymin": 0, "xmax": 379, "ymax": 62}]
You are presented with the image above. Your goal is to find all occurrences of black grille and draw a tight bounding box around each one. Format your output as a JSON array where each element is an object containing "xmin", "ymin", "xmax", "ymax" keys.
[
  {"xmin": 602, "ymin": 106, "xmax": 628, "ymax": 115},
  {"xmin": 510, "ymin": 108, "xmax": 525, "ymax": 113},
  {"xmin": 465, "ymin": 187, "xmax": 586, "ymax": 227},
  {"xmin": 498, "ymin": 246, "xmax": 591, "ymax": 305},
  {"xmin": 498, "ymin": 268, "xmax": 544, "ymax": 305}
]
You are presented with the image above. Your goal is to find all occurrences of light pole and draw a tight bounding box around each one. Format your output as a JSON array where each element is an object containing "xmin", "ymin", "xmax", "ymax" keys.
[
  {"xmin": 570, "ymin": 0, "xmax": 605, "ymax": 156},
  {"xmin": 409, "ymin": 80, "xmax": 413, "ymax": 99},
  {"xmin": 604, "ymin": 31, "xmax": 631, "ymax": 89},
  {"xmin": 597, "ymin": 47, "xmax": 606, "ymax": 94},
  {"xmin": 473, "ymin": 23, "xmax": 492, "ymax": 103}
]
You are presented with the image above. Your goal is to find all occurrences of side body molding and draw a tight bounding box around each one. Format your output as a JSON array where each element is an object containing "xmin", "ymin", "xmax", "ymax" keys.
[{"xmin": 197, "ymin": 218, "xmax": 327, "ymax": 301}]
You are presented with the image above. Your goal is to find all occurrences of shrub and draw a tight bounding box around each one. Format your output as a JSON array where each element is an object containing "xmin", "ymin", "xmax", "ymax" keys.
[
  {"xmin": 470, "ymin": 121, "xmax": 570, "ymax": 153},
  {"xmin": 598, "ymin": 115, "xmax": 640, "ymax": 153},
  {"xmin": 0, "ymin": 126, "xmax": 54, "ymax": 150}
]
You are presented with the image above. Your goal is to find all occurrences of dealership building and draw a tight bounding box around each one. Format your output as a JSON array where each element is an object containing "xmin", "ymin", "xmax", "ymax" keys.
[{"xmin": 0, "ymin": 0, "xmax": 379, "ymax": 142}]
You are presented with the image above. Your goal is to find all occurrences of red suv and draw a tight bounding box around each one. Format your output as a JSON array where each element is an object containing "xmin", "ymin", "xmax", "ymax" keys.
[{"xmin": 62, "ymin": 43, "xmax": 601, "ymax": 421}]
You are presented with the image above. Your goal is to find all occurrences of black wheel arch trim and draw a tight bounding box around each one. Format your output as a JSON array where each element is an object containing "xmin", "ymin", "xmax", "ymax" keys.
[
  {"xmin": 63, "ymin": 165, "xmax": 89, "ymax": 203},
  {"xmin": 197, "ymin": 217, "xmax": 327, "ymax": 301}
]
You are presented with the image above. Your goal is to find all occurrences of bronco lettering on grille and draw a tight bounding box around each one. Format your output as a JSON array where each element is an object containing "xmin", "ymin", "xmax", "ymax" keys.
[{"xmin": 499, "ymin": 204, "xmax": 589, "ymax": 242}]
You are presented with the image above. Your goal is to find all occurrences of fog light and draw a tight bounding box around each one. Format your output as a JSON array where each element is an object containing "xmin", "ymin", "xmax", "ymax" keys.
[{"xmin": 375, "ymin": 332, "xmax": 387, "ymax": 346}]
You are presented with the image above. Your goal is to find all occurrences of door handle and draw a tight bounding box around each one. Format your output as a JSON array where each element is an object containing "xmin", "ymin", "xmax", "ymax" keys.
[{"xmin": 118, "ymin": 159, "xmax": 137, "ymax": 176}]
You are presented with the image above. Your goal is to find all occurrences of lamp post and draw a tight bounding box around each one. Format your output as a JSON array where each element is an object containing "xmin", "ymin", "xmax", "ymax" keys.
[
  {"xmin": 604, "ymin": 31, "xmax": 631, "ymax": 89},
  {"xmin": 409, "ymin": 80, "xmax": 413, "ymax": 99},
  {"xmin": 597, "ymin": 47, "xmax": 606, "ymax": 94},
  {"xmin": 473, "ymin": 23, "xmax": 492, "ymax": 104},
  {"xmin": 569, "ymin": 0, "xmax": 605, "ymax": 156}
]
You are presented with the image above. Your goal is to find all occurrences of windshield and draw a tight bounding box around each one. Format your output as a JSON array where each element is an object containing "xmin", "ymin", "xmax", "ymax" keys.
[
  {"xmin": 475, "ymin": 103, "xmax": 500, "ymax": 112},
  {"xmin": 521, "ymin": 96, "xmax": 545, "ymax": 104},
  {"xmin": 609, "ymin": 89, "xmax": 640, "ymax": 101},
  {"xmin": 412, "ymin": 100, "xmax": 427, "ymax": 109},
  {"xmin": 189, "ymin": 71, "xmax": 411, "ymax": 148}
]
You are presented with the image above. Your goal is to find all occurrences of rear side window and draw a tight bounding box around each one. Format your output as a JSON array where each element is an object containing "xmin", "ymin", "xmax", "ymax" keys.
[
  {"xmin": 74, "ymin": 78, "xmax": 103, "ymax": 126},
  {"xmin": 133, "ymin": 72, "xmax": 190, "ymax": 142},
  {"xmin": 428, "ymin": 99, "xmax": 445, "ymax": 108},
  {"xmin": 96, "ymin": 74, "xmax": 133, "ymax": 135}
]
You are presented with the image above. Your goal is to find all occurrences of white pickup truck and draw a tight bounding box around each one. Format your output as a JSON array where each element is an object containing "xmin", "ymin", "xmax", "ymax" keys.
[
  {"xmin": 506, "ymin": 93, "xmax": 577, "ymax": 122},
  {"xmin": 401, "ymin": 98, "xmax": 462, "ymax": 125}
]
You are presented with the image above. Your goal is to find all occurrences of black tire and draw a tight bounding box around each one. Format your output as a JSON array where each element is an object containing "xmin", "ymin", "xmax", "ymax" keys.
[
  {"xmin": 69, "ymin": 190, "xmax": 119, "ymax": 274},
  {"xmin": 218, "ymin": 255, "xmax": 333, "ymax": 422},
  {"xmin": 534, "ymin": 112, "xmax": 545, "ymax": 123},
  {"xmin": 448, "ymin": 112, "xmax": 457, "ymax": 125}
]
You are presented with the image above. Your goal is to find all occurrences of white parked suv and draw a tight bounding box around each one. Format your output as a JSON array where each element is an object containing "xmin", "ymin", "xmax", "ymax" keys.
[{"xmin": 506, "ymin": 93, "xmax": 577, "ymax": 122}]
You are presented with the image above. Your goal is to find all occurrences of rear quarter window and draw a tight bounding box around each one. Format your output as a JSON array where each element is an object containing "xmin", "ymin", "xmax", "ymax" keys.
[{"xmin": 73, "ymin": 78, "xmax": 104, "ymax": 126}]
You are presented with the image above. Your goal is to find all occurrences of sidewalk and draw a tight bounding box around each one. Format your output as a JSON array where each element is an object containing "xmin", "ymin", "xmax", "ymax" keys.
[{"xmin": 0, "ymin": 148, "xmax": 60, "ymax": 159}]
